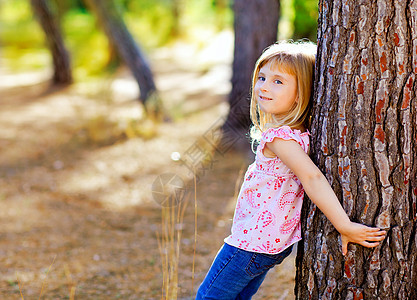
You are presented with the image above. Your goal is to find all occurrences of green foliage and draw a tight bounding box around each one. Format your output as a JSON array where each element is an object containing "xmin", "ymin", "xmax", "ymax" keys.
[
  {"xmin": 293, "ymin": 0, "xmax": 318, "ymax": 41},
  {"xmin": 61, "ymin": 10, "xmax": 111, "ymax": 79},
  {"xmin": 0, "ymin": 0, "xmax": 47, "ymax": 70},
  {"xmin": 183, "ymin": 0, "xmax": 232, "ymax": 34},
  {"xmin": 0, "ymin": 0, "xmax": 233, "ymax": 76},
  {"xmin": 124, "ymin": 1, "xmax": 178, "ymax": 48},
  {"xmin": 124, "ymin": 0, "xmax": 232, "ymax": 48},
  {"xmin": 0, "ymin": 1, "xmax": 43, "ymax": 47}
]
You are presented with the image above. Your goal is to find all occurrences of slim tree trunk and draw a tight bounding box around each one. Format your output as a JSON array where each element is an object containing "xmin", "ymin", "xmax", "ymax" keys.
[
  {"xmin": 171, "ymin": 0, "xmax": 182, "ymax": 38},
  {"xmin": 296, "ymin": 0, "xmax": 417, "ymax": 299},
  {"xmin": 84, "ymin": 0, "xmax": 157, "ymax": 104},
  {"xmin": 222, "ymin": 0, "xmax": 280, "ymax": 151},
  {"xmin": 31, "ymin": 0, "xmax": 72, "ymax": 85}
]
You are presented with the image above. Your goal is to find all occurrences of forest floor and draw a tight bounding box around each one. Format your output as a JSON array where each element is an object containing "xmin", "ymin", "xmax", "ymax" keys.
[{"xmin": 0, "ymin": 35, "xmax": 296, "ymax": 299}]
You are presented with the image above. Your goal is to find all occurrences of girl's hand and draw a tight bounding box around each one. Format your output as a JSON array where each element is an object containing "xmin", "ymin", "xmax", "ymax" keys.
[{"xmin": 340, "ymin": 222, "xmax": 387, "ymax": 255}]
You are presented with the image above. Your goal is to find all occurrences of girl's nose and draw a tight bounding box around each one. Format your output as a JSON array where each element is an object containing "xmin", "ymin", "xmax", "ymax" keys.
[{"xmin": 260, "ymin": 83, "xmax": 269, "ymax": 92}]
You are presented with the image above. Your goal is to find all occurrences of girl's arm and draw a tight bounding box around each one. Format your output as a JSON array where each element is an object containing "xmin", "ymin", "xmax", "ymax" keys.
[{"xmin": 267, "ymin": 138, "xmax": 386, "ymax": 255}]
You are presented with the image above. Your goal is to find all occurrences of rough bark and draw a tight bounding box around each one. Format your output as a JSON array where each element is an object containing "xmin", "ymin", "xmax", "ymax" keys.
[
  {"xmin": 84, "ymin": 0, "xmax": 157, "ymax": 103},
  {"xmin": 31, "ymin": 0, "xmax": 72, "ymax": 85},
  {"xmin": 295, "ymin": 0, "xmax": 417, "ymax": 299},
  {"xmin": 222, "ymin": 0, "xmax": 280, "ymax": 151}
]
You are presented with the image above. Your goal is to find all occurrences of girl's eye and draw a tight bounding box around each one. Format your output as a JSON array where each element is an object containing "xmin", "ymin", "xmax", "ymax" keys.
[
  {"xmin": 258, "ymin": 76, "xmax": 265, "ymax": 81},
  {"xmin": 274, "ymin": 79, "xmax": 283, "ymax": 84}
]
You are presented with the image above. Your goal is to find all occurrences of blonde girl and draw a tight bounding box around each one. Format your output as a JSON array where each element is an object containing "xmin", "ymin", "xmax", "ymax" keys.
[{"xmin": 196, "ymin": 41, "xmax": 386, "ymax": 299}]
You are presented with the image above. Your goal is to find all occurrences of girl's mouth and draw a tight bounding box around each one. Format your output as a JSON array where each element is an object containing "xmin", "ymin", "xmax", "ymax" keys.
[{"xmin": 259, "ymin": 95, "xmax": 272, "ymax": 101}]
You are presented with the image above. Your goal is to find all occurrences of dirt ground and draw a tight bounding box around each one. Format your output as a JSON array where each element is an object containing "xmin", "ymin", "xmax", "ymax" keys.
[{"xmin": 0, "ymin": 39, "xmax": 295, "ymax": 299}]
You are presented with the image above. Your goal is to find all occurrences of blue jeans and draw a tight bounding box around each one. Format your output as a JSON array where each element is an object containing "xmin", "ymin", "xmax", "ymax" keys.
[{"xmin": 196, "ymin": 243, "xmax": 293, "ymax": 299}]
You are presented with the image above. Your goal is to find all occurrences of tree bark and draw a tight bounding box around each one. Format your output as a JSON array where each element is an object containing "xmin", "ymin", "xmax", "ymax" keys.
[
  {"xmin": 296, "ymin": 0, "xmax": 417, "ymax": 299},
  {"xmin": 84, "ymin": 0, "xmax": 157, "ymax": 103},
  {"xmin": 221, "ymin": 0, "xmax": 280, "ymax": 152},
  {"xmin": 31, "ymin": 0, "xmax": 72, "ymax": 85}
]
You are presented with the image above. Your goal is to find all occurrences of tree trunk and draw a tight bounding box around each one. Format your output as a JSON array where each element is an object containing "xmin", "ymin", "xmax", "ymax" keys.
[
  {"xmin": 170, "ymin": 0, "xmax": 183, "ymax": 38},
  {"xmin": 221, "ymin": 0, "xmax": 280, "ymax": 152},
  {"xmin": 84, "ymin": 0, "xmax": 157, "ymax": 104},
  {"xmin": 296, "ymin": 0, "xmax": 417, "ymax": 299},
  {"xmin": 31, "ymin": 0, "xmax": 72, "ymax": 85}
]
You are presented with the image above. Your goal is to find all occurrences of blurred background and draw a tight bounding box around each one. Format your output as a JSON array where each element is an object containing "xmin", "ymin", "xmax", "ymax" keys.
[{"xmin": 0, "ymin": 0, "xmax": 318, "ymax": 299}]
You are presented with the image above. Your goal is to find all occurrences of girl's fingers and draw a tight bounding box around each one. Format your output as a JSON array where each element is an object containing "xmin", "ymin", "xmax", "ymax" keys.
[
  {"xmin": 359, "ymin": 241, "xmax": 380, "ymax": 248},
  {"xmin": 366, "ymin": 227, "xmax": 380, "ymax": 232},
  {"xmin": 342, "ymin": 240, "xmax": 348, "ymax": 256},
  {"xmin": 367, "ymin": 230, "xmax": 386, "ymax": 237},
  {"xmin": 372, "ymin": 229, "xmax": 386, "ymax": 234},
  {"xmin": 364, "ymin": 235, "xmax": 385, "ymax": 242},
  {"xmin": 366, "ymin": 228, "xmax": 386, "ymax": 235},
  {"xmin": 369, "ymin": 227, "xmax": 384, "ymax": 231},
  {"xmin": 366, "ymin": 232, "xmax": 387, "ymax": 241}
]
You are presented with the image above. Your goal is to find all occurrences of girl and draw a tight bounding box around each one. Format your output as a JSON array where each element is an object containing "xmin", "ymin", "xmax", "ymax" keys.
[{"xmin": 196, "ymin": 41, "xmax": 386, "ymax": 299}]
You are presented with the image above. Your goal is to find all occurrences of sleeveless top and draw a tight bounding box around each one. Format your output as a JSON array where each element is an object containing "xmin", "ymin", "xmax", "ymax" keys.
[{"xmin": 224, "ymin": 126, "xmax": 310, "ymax": 254}]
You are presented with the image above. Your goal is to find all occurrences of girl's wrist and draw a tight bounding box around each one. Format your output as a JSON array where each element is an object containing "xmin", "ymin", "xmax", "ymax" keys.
[{"xmin": 333, "ymin": 218, "xmax": 354, "ymax": 235}]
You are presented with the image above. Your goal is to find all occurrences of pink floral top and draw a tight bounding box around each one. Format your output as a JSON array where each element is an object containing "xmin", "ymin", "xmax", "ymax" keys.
[{"xmin": 224, "ymin": 126, "xmax": 310, "ymax": 254}]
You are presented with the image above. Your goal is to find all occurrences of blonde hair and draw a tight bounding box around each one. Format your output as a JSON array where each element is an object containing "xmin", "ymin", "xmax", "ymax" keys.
[{"xmin": 250, "ymin": 40, "xmax": 316, "ymax": 141}]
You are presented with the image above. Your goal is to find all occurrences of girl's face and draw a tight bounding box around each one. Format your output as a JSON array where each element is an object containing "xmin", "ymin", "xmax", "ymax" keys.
[{"xmin": 254, "ymin": 61, "xmax": 298, "ymax": 116}]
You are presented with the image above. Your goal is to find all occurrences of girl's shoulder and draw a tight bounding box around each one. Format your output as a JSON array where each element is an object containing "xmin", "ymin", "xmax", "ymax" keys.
[
  {"xmin": 260, "ymin": 126, "xmax": 310, "ymax": 155},
  {"xmin": 262, "ymin": 125, "xmax": 309, "ymax": 143}
]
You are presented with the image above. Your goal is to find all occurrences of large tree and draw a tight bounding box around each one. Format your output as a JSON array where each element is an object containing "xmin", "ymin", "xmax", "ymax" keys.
[
  {"xmin": 296, "ymin": 0, "xmax": 417, "ymax": 299},
  {"xmin": 84, "ymin": 0, "xmax": 157, "ymax": 106},
  {"xmin": 31, "ymin": 0, "xmax": 72, "ymax": 85},
  {"xmin": 222, "ymin": 0, "xmax": 280, "ymax": 151}
]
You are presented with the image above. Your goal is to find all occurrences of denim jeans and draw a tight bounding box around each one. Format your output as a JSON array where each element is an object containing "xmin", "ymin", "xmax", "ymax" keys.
[{"xmin": 196, "ymin": 243, "xmax": 293, "ymax": 300}]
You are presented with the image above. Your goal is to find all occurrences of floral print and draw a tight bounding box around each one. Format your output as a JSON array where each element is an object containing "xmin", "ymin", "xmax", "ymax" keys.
[{"xmin": 224, "ymin": 126, "xmax": 310, "ymax": 254}]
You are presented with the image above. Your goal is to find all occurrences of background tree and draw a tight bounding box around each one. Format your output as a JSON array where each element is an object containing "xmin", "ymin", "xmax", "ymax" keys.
[
  {"xmin": 31, "ymin": 0, "xmax": 72, "ymax": 84},
  {"xmin": 296, "ymin": 0, "xmax": 417, "ymax": 299},
  {"xmin": 170, "ymin": 0, "xmax": 183, "ymax": 38},
  {"xmin": 221, "ymin": 0, "xmax": 280, "ymax": 151},
  {"xmin": 84, "ymin": 0, "xmax": 158, "ymax": 108}
]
